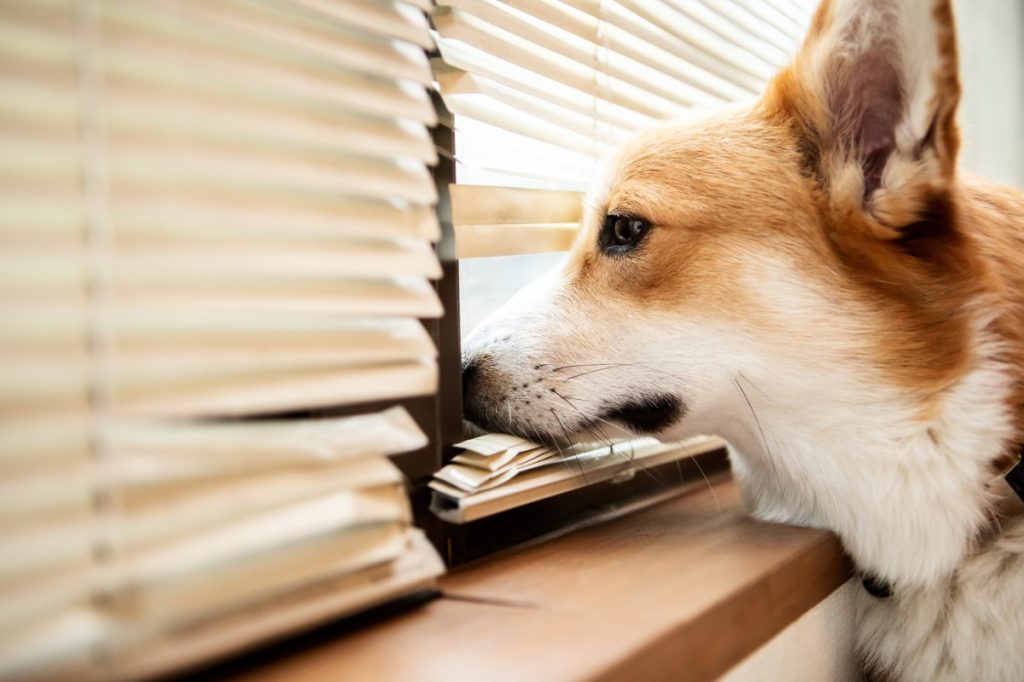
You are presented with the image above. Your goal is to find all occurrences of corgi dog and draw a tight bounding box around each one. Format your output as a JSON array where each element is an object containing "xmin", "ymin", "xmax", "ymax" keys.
[{"xmin": 460, "ymin": 0, "xmax": 1024, "ymax": 678}]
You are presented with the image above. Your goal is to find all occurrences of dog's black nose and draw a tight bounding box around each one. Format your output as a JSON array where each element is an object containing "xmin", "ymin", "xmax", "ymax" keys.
[
  {"xmin": 461, "ymin": 358, "xmax": 491, "ymax": 429},
  {"xmin": 461, "ymin": 359, "xmax": 479, "ymax": 399}
]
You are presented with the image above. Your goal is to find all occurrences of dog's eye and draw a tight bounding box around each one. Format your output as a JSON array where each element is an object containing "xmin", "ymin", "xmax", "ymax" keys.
[
  {"xmin": 612, "ymin": 216, "xmax": 645, "ymax": 244},
  {"xmin": 600, "ymin": 214, "xmax": 649, "ymax": 254}
]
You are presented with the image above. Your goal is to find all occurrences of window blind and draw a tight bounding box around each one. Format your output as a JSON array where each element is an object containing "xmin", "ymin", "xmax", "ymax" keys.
[
  {"xmin": 0, "ymin": 0, "xmax": 444, "ymax": 678},
  {"xmin": 432, "ymin": 0, "xmax": 815, "ymax": 256}
]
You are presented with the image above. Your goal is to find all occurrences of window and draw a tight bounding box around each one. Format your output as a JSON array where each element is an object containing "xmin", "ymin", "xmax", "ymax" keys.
[{"xmin": 429, "ymin": 0, "xmax": 815, "ymax": 557}]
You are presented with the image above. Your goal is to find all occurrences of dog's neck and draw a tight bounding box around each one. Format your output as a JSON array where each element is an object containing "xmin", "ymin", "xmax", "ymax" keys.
[{"xmin": 711, "ymin": 333, "xmax": 1017, "ymax": 589}]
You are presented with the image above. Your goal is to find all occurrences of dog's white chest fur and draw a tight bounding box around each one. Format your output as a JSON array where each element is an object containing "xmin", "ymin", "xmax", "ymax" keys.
[
  {"xmin": 722, "ymin": 334, "xmax": 1015, "ymax": 587},
  {"xmin": 718, "ymin": 343, "xmax": 1023, "ymax": 680}
]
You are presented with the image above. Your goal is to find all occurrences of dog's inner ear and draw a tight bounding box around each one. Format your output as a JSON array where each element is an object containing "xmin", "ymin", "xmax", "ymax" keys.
[
  {"xmin": 766, "ymin": 0, "xmax": 961, "ymax": 236},
  {"xmin": 834, "ymin": 49, "xmax": 903, "ymax": 202}
]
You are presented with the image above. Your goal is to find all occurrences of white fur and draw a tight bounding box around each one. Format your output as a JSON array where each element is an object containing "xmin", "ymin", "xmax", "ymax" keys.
[
  {"xmin": 856, "ymin": 511, "xmax": 1024, "ymax": 680},
  {"xmin": 710, "ymin": 278, "xmax": 1015, "ymax": 591}
]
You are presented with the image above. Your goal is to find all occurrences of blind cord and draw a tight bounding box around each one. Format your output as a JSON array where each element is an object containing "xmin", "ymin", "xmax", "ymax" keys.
[{"xmin": 75, "ymin": 0, "xmax": 123, "ymax": 673}]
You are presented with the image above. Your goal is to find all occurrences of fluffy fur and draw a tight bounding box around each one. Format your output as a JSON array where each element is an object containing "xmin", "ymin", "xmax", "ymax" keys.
[{"xmin": 461, "ymin": 0, "xmax": 1024, "ymax": 678}]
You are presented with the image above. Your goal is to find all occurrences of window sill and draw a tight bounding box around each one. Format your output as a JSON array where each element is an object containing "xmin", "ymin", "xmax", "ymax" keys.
[{"xmin": 215, "ymin": 478, "xmax": 851, "ymax": 682}]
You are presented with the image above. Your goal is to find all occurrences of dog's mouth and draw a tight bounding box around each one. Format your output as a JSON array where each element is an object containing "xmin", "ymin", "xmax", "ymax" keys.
[{"xmin": 601, "ymin": 394, "xmax": 685, "ymax": 434}]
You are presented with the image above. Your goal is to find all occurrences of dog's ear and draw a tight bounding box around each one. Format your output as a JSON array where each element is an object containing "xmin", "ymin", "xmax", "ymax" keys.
[{"xmin": 765, "ymin": 0, "xmax": 961, "ymax": 237}]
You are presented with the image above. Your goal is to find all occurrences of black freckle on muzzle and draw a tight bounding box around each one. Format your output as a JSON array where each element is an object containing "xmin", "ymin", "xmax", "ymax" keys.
[{"xmin": 602, "ymin": 394, "xmax": 685, "ymax": 434}]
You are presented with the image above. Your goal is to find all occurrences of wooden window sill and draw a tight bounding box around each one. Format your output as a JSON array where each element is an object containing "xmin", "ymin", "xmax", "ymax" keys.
[{"xmin": 211, "ymin": 477, "xmax": 851, "ymax": 682}]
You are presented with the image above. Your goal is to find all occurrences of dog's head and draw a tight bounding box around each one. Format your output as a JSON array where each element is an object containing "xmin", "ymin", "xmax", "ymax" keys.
[{"xmin": 463, "ymin": 0, "xmax": 978, "ymax": 446}]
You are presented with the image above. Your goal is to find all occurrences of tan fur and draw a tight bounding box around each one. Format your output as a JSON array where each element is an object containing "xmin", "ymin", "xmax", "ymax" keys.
[{"xmin": 962, "ymin": 179, "xmax": 1024, "ymax": 454}]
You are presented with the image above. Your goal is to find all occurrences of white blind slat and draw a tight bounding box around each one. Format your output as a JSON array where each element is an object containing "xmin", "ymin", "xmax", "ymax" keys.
[
  {"xmin": 120, "ymin": 361, "xmax": 438, "ymax": 418},
  {"xmin": 115, "ymin": 532, "xmax": 441, "ymax": 681},
  {"xmin": 559, "ymin": 0, "xmax": 766, "ymax": 92},
  {"xmin": 103, "ymin": 92, "xmax": 438, "ymax": 165},
  {"xmin": 729, "ymin": 0, "xmax": 807, "ymax": 41},
  {"xmin": 122, "ymin": 521, "xmax": 410, "ymax": 633},
  {"xmin": 439, "ymin": 0, "xmax": 722, "ymax": 109},
  {"xmin": 664, "ymin": 0, "xmax": 789, "ymax": 67},
  {"xmin": 105, "ymin": 405, "xmax": 427, "ymax": 476},
  {"xmin": 434, "ymin": 46, "xmax": 653, "ymax": 132},
  {"xmin": 435, "ymin": 7, "xmax": 680, "ymax": 121},
  {"xmin": 123, "ymin": 477, "xmax": 408, "ymax": 564},
  {"xmin": 285, "ymin": 0, "xmax": 434, "ymax": 49},
  {"xmin": 103, "ymin": 34, "xmax": 436, "ymax": 127},
  {"xmin": 105, "ymin": 145, "xmax": 437, "ymax": 206},
  {"xmin": 106, "ymin": 0, "xmax": 434, "ymax": 87},
  {"xmin": 497, "ymin": 0, "xmax": 747, "ymax": 103},
  {"xmin": 701, "ymin": 0, "xmax": 804, "ymax": 55},
  {"xmin": 441, "ymin": 73, "xmax": 615, "ymax": 156}
]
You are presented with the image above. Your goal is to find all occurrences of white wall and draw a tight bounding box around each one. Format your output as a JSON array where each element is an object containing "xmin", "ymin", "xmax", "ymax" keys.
[
  {"xmin": 956, "ymin": 0, "xmax": 1024, "ymax": 189},
  {"xmin": 718, "ymin": 581, "xmax": 859, "ymax": 682}
]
